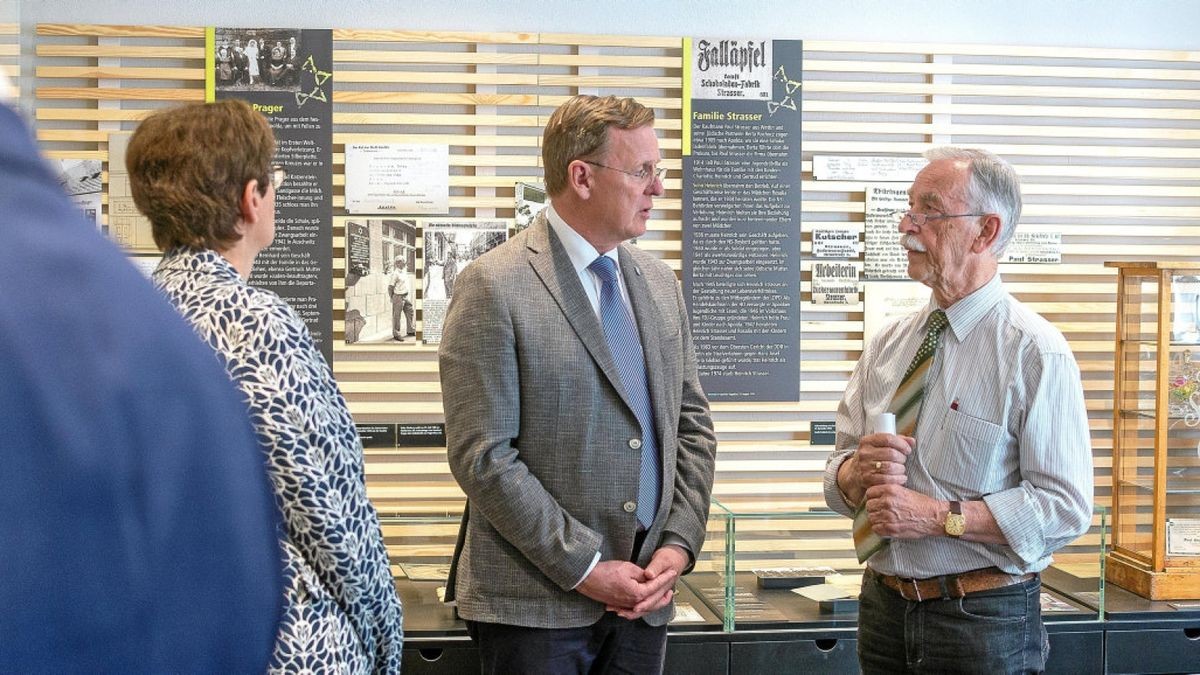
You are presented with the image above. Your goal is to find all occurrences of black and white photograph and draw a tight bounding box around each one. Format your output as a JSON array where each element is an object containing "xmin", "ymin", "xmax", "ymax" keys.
[
  {"xmin": 514, "ymin": 181, "xmax": 547, "ymax": 233},
  {"xmin": 55, "ymin": 158, "xmax": 103, "ymax": 230},
  {"xmin": 214, "ymin": 28, "xmax": 302, "ymax": 92},
  {"xmin": 343, "ymin": 219, "xmax": 418, "ymax": 345},
  {"xmin": 421, "ymin": 219, "xmax": 509, "ymax": 344}
]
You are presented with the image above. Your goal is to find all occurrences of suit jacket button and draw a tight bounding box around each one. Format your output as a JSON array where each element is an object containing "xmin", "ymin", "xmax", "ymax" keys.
[
  {"xmin": 629, "ymin": 438, "xmax": 642, "ymax": 450},
  {"xmin": 623, "ymin": 501, "xmax": 637, "ymax": 513}
]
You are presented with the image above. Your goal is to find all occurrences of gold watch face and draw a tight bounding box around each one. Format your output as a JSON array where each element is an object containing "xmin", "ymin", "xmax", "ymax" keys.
[{"xmin": 945, "ymin": 513, "xmax": 966, "ymax": 537}]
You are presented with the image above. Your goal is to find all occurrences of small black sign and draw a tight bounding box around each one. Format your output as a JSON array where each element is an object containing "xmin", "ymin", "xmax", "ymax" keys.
[
  {"xmin": 347, "ymin": 221, "xmax": 370, "ymax": 277},
  {"xmin": 397, "ymin": 423, "xmax": 446, "ymax": 447},
  {"xmin": 356, "ymin": 424, "xmax": 396, "ymax": 448},
  {"xmin": 810, "ymin": 421, "xmax": 836, "ymax": 447}
]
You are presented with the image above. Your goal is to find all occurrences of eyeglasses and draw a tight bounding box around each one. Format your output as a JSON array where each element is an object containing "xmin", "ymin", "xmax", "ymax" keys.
[
  {"xmin": 269, "ymin": 165, "xmax": 287, "ymax": 190},
  {"xmin": 897, "ymin": 210, "xmax": 987, "ymax": 227},
  {"xmin": 583, "ymin": 160, "xmax": 667, "ymax": 184}
]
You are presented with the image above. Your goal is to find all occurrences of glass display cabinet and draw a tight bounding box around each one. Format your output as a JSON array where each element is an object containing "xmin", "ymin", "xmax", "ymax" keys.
[
  {"xmin": 687, "ymin": 500, "xmax": 864, "ymax": 632},
  {"xmin": 1106, "ymin": 261, "xmax": 1200, "ymax": 599},
  {"xmin": 684, "ymin": 500, "xmax": 1106, "ymax": 632}
]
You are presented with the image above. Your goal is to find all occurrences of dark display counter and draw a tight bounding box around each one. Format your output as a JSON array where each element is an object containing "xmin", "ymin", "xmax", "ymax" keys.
[{"xmin": 391, "ymin": 567, "xmax": 1186, "ymax": 674}]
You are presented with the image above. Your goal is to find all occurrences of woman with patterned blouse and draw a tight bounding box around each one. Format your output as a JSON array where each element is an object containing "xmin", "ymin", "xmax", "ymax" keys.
[{"xmin": 126, "ymin": 100, "xmax": 402, "ymax": 673}]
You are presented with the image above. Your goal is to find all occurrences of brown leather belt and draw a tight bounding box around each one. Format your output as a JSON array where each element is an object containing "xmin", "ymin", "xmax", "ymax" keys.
[{"xmin": 868, "ymin": 566, "xmax": 1036, "ymax": 602}]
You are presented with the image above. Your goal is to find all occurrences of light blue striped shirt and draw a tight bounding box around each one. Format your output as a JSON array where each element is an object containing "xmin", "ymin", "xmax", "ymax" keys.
[{"xmin": 824, "ymin": 274, "xmax": 1094, "ymax": 577}]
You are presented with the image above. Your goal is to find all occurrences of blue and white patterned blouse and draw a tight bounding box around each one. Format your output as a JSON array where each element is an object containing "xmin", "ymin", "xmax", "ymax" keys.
[{"xmin": 154, "ymin": 247, "xmax": 403, "ymax": 674}]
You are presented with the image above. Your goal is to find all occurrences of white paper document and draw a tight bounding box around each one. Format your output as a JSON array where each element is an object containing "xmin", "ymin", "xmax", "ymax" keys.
[
  {"xmin": 345, "ymin": 143, "xmax": 449, "ymax": 214},
  {"xmin": 863, "ymin": 184, "xmax": 910, "ymax": 280},
  {"xmin": 813, "ymin": 155, "xmax": 926, "ymax": 182},
  {"xmin": 795, "ymin": 583, "xmax": 855, "ymax": 602},
  {"xmin": 1000, "ymin": 231, "xmax": 1061, "ymax": 264}
]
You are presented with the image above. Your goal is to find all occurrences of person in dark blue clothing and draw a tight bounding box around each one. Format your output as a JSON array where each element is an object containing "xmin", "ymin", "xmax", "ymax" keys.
[{"xmin": 0, "ymin": 76, "xmax": 284, "ymax": 673}]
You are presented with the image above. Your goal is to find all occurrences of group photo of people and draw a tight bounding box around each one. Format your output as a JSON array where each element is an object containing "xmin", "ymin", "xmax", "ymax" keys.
[{"xmin": 214, "ymin": 28, "xmax": 302, "ymax": 91}]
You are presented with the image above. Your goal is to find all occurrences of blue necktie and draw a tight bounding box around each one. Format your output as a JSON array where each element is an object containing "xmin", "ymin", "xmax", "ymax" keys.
[{"xmin": 589, "ymin": 255, "xmax": 660, "ymax": 530}]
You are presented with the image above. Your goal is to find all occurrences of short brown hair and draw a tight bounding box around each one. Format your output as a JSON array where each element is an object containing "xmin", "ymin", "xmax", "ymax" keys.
[
  {"xmin": 542, "ymin": 95, "xmax": 654, "ymax": 195},
  {"xmin": 126, "ymin": 99, "xmax": 275, "ymax": 251}
]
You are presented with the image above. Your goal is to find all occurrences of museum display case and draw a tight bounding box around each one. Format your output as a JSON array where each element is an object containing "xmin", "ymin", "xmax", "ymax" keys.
[
  {"xmin": 682, "ymin": 500, "xmax": 1107, "ymax": 632},
  {"xmin": 1106, "ymin": 262, "xmax": 1200, "ymax": 600}
]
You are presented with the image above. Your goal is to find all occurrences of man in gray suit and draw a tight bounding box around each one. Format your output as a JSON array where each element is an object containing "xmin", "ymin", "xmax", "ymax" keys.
[{"xmin": 439, "ymin": 94, "xmax": 718, "ymax": 673}]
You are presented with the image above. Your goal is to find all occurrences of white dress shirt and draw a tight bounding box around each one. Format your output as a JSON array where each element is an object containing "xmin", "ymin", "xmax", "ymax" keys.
[
  {"xmin": 545, "ymin": 203, "xmax": 633, "ymax": 320},
  {"xmin": 824, "ymin": 274, "xmax": 1094, "ymax": 577}
]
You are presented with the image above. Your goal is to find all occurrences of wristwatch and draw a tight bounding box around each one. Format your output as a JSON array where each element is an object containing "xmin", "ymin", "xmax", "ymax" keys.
[{"xmin": 944, "ymin": 500, "xmax": 966, "ymax": 537}]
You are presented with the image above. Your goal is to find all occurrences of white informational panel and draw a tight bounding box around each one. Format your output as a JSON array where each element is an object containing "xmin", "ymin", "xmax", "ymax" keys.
[
  {"xmin": 863, "ymin": 184, "xmax": 909, "ymax": 280},
  {"xmin": 811, "ymin": 225, "xmax": 861, "ymax": 259},
  {"xmin": 106, "ymin": 133, "xmax": 156, "ymax": 252},
  {"xmin": 813, "ymin": 155, "xmax": 925, "ymax": 182},
  {"xmin": 811, "ymin": 261, "xmax": 859, "ymax": 306},
  {"xmin": 421, "ymin": 218, "xmax": 510, "ymax": 345},
  {"xmin": 345, "ymin": 142, "xmax": 449, "ymax": 215},
  {"xmin": 1167, "ymin": 519, "xmax": 1200, "ymax": 557},
  {"xmin": 691, "ymin": 37, "xmax": 773, "ymax": 101},
  {"xmin": 1000, "ymin": 232, "xmax": 1062, "ymax": 264}
]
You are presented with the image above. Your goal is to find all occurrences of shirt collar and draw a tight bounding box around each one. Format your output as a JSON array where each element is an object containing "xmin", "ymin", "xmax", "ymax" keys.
[
  {"xmin": 935, "ymin": 272, "xmax": 1005, "ymax": 341},
  {"xmin": 545, "ymin": 202, "xmax": 620, "ymax": 276}
]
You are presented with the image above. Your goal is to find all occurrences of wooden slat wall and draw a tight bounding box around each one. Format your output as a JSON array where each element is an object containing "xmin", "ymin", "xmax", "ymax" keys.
[
  {"xmin": 0, "ymin": 22, "xmax": 17, "ymax": 88},
  {"xmin": 330, "ymin": 34, "xmax": 686, "ymax": 562},
  {"xmin": 31, "ymin": 25, "xmax": 1200, "ymax": 573}
]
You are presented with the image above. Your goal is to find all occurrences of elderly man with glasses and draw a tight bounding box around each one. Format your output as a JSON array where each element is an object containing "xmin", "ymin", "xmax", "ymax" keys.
[{"xmin": 824, "ymin": 147, "xmax": 1093, "ymax": 674}]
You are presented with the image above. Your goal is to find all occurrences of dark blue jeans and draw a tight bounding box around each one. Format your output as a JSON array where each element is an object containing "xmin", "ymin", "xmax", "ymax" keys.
[
  {"xmin": 466, "ymin": 614, "xmax": 667, "ymax": 675},
  {"xmin": 858, "ymin": 569, "xmax": 1048, "ymax": 674}
]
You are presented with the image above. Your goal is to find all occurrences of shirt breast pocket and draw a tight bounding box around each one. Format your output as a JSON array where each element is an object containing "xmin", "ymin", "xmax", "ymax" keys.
[{"xmin": 928, "ymin": 408, "xmax": 1009, "ymax": 496}]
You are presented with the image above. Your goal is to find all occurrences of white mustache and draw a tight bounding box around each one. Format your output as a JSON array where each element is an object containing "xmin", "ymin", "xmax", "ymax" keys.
[{"xmin": 900, "ymin": 234, "xmax": 927, "ymax": 253}]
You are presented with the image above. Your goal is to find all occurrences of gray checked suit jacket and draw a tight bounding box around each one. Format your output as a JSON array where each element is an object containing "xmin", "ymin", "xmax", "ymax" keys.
[{"xmin": 438, "ymin": 211, "xmax": 717, "ymax": 629}]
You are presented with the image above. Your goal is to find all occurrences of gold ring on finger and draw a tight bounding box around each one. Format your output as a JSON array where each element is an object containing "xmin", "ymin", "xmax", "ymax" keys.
[{"xmin": 874, "ymin": 460, "xmax": 882, "ymax": 470}]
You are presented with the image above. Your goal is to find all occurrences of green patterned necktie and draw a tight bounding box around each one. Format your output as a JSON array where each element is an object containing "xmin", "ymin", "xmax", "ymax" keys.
[
  {"xmin": 889, "ymin": 309, "xmax": 950, "ymax": 436},
  {"xmin": 853, "ymin": 309, "xmax": 949, "ymax": 563}
]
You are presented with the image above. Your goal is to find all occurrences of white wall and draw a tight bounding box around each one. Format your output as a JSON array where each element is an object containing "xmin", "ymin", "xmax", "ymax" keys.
[{"xmin": 16, "ymin": 0, "xmax": 1200, "ymax": 49}]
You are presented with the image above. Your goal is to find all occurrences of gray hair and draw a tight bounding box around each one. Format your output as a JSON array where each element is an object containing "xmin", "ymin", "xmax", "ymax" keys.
[{"xmin": 924, "ymin": 146, "xmax": 1022, "ymax": 256}]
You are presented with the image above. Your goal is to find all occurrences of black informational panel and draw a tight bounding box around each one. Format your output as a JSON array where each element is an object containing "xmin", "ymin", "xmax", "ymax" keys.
[
  {"xmin": 810, "ymin": 420, "xmax": 836, "ymax": 446},
  {"xmin": 398, "ymin": 423, "xmax": 446, "ymax": 447},
  {"xmin": 355, "ymin": 423, "xmax": 397, "ymax": 448},
  {"xmin": 682, "ymin": 38, "xmax": 802, "ymax": 403},
  {"xmin": 214, "ymin": 27, "xmax": 335, "ymax": 363}
]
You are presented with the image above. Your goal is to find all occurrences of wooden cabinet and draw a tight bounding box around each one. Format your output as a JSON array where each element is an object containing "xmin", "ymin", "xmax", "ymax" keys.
[{"xmin": 1106, "ymin": 261, "xmax": 1200, "ymax": 599}]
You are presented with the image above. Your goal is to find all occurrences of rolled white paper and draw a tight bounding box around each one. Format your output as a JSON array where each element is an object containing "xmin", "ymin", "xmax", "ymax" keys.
[{"xmin": 874, "ymin": 412, "xmax": 896, "ymax": 435}]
